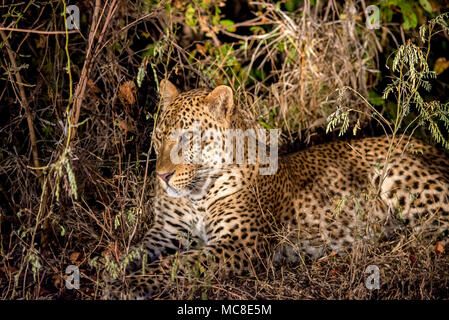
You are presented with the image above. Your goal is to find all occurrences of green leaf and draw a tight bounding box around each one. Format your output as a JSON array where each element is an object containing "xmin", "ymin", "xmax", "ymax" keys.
[
  {"xmin": 398, "ymin": 2, "xmax": 418, "ymax": 29},
  {"xmin": 257, "ymin": 118, "xmax": 275, "ymax": 130},
  {"xmin": 285, "ymin": 0, "xmax": 299, "ymax": 12},
  {"xmin": 220, "ymin": 19, "xmax": 236, "ymax": 32},
  {"xmin": 114, "ymin": 215, "xmax": 120, "ymax": 229},
  {"xmin": 384, "ymin": 7, "xmax": 394, "ymax": 22},
  {"xmin": 185, "ymin": 4, "xmax": 197, "ymax": 27},
  {"xmin": 402, "ymin": 11, "xmax": 418, "ymax": 29},
  {"xmin": 142, "ymin": 43, "xmax": 156, "ymax": 58},
  {"xmin": 63, "ymin": 158, "xmax": 78, "ymax": 200},
  {"xmin": 368, "ymin": 90, "xmax": 384, "ymax": 107},
  {"xmin": 137, "ymin": 59, "xmax": 147, "ymax": 88},
  {"xmin": 419, "ymin": 0, "xmax": 432, "ymax": 13},
  {"xmin": 250, "ymin": 26, "xmax": 265, "ymax": 34}
]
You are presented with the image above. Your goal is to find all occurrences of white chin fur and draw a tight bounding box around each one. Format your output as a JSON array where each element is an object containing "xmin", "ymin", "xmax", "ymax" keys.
[
  {"xmin": 163, "ymin": 177, "xmax": 213, "ymax": 200},
  {"xmin": 165, "ymin": 186, "xmax": 186, "ymax": 198}
]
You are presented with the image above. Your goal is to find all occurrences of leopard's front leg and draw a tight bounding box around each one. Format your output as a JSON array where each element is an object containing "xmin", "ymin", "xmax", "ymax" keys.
[
  {"xmin": 141, "ymin": 220, "xmax": 192, "ymax": 263},
  {"xmin": 103, "ymin": 192, "xmax": 267, "ymax": 299},
  {"xmin": 116, "ymin": 239, "xmax": 261, "ymax": 299},
  {"xmin": 123, "ymin": 195, "xmax": 197, "ymax": 273},
  {"xmin": 101, "ymin": 218, "xmax": 193, "ymax": 300}
]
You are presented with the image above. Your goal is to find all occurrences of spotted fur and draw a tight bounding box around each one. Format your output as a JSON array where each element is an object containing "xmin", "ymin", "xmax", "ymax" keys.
[{"xmin": 103, "ymin": 81, "xmax": 449, "ymax": 299}]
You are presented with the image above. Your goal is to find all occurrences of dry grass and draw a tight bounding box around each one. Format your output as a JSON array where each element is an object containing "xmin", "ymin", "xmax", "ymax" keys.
[
  {"xmin": 113, "ymin": 212, "xmax": 449, "ymax": 300},
  {"xmin": 235, "ymin": 1, "xmax": 380, "ymax": 142}
]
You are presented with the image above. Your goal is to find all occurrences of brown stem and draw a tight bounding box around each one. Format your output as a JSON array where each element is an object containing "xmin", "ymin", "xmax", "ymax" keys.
[
  {"xmin": 0, "ymin": 29, "xmax": 43, "ymax": 185},
  {"xmin": 0, "ymin": 27, "xmax": 79, "ymax": 35},
  {"xmin": 69, "ymin": 0, "xmax": 116, "ymax": 142}
]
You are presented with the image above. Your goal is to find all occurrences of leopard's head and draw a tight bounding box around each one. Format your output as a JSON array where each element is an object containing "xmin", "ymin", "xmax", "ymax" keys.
[{"xmin": 153, "ymin": 80, "xmax": 236, "ymax": 198}]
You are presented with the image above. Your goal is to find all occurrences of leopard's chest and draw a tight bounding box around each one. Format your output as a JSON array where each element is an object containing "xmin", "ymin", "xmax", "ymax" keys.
[{"xmin": 183, "ymin": 204, "xmax": 209, "ymax": 246}]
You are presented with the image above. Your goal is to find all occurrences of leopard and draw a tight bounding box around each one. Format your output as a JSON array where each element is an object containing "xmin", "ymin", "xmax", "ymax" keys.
[{"xmin": 103, "ymin": 80, "xmax": 449, "ymax": 299}]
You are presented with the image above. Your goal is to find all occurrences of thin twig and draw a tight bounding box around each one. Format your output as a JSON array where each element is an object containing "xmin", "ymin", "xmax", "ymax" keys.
[{"xmin": 0, "ymin": 27, "xmax": 80, "ymax": 35}]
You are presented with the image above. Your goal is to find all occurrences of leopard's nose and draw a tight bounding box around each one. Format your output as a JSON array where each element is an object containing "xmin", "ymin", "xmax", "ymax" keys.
[{"xmin": 157, "ymin": 171, "xmax": 175, "ymax": 183}]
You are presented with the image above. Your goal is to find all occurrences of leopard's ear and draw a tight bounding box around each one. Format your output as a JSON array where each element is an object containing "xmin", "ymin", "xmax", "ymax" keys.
[
  {"xmin": 159, "ymin": 79, "xmax": 179, "ymax": 108},
  {"xmin": 204, "ymin": 85, "xmax": 234, "ymax": 120}
]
